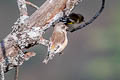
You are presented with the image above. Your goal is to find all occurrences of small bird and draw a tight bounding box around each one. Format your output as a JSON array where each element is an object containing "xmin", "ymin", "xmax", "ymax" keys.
[
  {"xmin": 60, "ymin": 13, "xmax": 85, "ymax": 31},
  {"xmin": 43, "ymin": 22, "xmax": 68, "ymax": 64},
  {"xmin": 67, "ymin": 13, "xmax": 84, "ymax": 24}
]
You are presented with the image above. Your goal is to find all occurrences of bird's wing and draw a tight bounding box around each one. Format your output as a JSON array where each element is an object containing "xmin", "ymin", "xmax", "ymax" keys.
[{"xmin": 50, "ymin": 31, "xmax": 65, "ymax": 45}]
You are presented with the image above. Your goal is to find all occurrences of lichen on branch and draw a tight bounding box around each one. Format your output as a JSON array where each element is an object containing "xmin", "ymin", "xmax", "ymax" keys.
[
  {"xmin": 0, "ymin": 0, "xmax": 105, "ymax": 80},
  {"xmin": 0, "ymin": 0, "xmax": 82, "ymax": 76}
]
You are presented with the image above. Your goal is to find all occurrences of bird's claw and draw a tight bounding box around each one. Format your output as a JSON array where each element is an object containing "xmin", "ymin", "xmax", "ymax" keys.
[{"xmin": 43, "ymin": 54, "xmax": 55, "ymax": 64}]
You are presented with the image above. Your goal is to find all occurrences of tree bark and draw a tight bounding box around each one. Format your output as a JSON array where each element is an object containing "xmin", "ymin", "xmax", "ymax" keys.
[{"xmin": 0, "ymin": 0, "xmax": 81, "ymax": 73}]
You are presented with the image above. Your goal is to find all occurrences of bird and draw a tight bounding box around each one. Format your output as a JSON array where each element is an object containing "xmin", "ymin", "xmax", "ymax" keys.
[
  {"xmin": 67, "ymin": 13, "xmax": 84, "ymax": 24},
  {"xmin": 43, "ymin": 22, "xmax": 68, "ymax": 64},
  {"xmin": 59, "ymin": 13, "xmax": 85, "ymax": 31}
]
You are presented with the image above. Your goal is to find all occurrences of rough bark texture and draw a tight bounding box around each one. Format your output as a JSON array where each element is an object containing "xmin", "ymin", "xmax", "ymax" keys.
[
  {"xmin": 0, "ymin": 0, "xmax": 105, "ymax": 77},
  {"xmin": 0, "ymin": 0, "xmax": 81, "ymax": 73}
]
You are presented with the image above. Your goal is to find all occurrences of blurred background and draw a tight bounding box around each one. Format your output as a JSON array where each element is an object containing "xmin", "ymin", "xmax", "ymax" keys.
[{"xmin": 0, "ymin": 0, "xmax": 120, "ymax": 80}]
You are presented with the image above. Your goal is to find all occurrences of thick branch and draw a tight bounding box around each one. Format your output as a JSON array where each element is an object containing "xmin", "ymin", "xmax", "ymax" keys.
[{"xmin": 0, "ymin": 0, "xmax": 81, "ymax": 74}]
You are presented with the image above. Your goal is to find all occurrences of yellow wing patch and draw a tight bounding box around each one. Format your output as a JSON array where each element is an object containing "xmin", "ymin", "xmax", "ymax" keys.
[
  {"xmin": 51, "ymin": 45, "xmax": 55, "ymax": 50},
  {"xmin": 68, "ymin": 22, "xmax": 73, "ymax": 24}
]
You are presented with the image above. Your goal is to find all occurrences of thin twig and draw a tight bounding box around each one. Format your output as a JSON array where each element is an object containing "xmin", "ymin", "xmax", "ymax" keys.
[
  {"xmin": 25, "ymin": 1, "xmax": 39, "ymax": 9},
  {"xmin": 0, "ymin": 62, "xmax": 5, "ymax": 80},
  {"xmin": 14, "ymin": 66, "xmax": 19, "ymax": 80},
  {"xmin": 70, "ymin": 0, "xmax": 105, "ymax": 32},
  {"xmin": 17, "ymin": 0, "xmax": 28, "ymax": 16}
]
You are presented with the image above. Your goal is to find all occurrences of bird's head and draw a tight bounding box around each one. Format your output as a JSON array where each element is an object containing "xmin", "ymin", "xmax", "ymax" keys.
[{"xmin": 54, "ymin": 22, "xmax": 68, "ymax": 32}]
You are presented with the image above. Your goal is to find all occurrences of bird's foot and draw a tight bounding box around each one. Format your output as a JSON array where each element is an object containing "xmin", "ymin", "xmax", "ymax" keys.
[{"xmin": 43, "ymin": 53, "xmax": 55, "ymax": 64}]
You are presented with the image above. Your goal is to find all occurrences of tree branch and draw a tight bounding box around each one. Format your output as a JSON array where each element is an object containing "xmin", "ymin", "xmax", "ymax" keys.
[
  {"xmin": 14, "ymin": 66, "xmax": 19, "ymax": 80},
  {"xmin": 0, "ymin": 0, "xmax": 81, "ymax": 75},
  {"xmin": 0, "ymin": 0, "xmax": 105, "ymax": 79}
]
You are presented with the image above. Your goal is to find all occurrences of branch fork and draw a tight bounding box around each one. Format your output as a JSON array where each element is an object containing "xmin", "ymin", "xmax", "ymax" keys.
[{"xmin": 0, "ymin": 0, "xmax": 105, "ymax": 80}]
